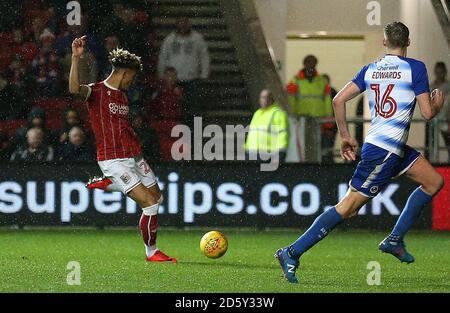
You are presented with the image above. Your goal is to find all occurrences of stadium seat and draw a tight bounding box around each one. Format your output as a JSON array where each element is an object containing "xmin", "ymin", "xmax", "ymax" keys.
[
  {"xmin": 34, "ymin": 99, "xmax": 70, "ymax": 130},
  {"xmin": 0, "ymin": 52, "xmax": 12, "ymax": 71},
  {"xmin": 0, "ymin": 32, "xmax": 13, "ymax": 46},
  {"xmin": 0, "ymin": 119, "xmax": 27, "ymax": 138},
  {"xmin": 15, "ymin": 42, "xmax": 38, "ymax": 65},
  {"xmin": 150, "ymin": 119, "xmax": 181, "ymax": 137},
  {"xmin": 134, "ymin": 11, "xmax": 149, "ymax": 25},
  {"xmin": 24, "ymin": 9, "xmax": 52, "ymax": 26},
  {"xmin": 71, "ymin": 100, "xmax": 91, "ymax": 131}
]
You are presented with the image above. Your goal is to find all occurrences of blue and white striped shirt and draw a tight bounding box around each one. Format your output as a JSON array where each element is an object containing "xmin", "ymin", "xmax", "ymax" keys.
[{"xmin": 352, "ymin": 54, "xmax": 430, "ymax": 156}]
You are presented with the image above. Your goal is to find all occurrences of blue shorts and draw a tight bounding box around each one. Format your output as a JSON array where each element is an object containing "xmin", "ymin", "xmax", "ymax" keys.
[{"xmin": 350, "ymin": 143, "xmax": 421, "ymax": 197}]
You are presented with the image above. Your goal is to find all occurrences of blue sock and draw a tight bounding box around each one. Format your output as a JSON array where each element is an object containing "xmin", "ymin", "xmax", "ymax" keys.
[
  {"xmin": 288, "ymin": 207, "xmax": 342, "ymax": 258},
  {"xmin": 390, "ymin": 187, "xmax": 432, "ymax": 239}
]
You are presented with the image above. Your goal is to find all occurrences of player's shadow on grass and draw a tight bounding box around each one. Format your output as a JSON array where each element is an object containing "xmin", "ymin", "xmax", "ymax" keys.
[{"xmin": 178, "ymin": 260, "xmax": 279, "ymax": 270}]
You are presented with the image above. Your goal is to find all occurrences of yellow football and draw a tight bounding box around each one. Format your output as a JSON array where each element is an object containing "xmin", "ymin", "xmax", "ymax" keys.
[{"xmin": 200, "ymin": 231, "xmax": 228, "ymax": 259}]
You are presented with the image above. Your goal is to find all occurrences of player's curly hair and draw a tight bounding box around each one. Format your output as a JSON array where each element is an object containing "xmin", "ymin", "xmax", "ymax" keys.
[{"xmin": 109, "ymin": 48, "xmax": 143, "ymax": 72}]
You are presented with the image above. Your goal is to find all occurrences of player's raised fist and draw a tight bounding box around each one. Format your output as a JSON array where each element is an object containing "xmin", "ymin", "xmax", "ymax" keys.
[
  {"xmin": 340, "ymin": 137, "xmax": 358, "ymax": 162},
  {"xmin": 71, "ymin": 35, "xmax": 87, "ymax": 57}
]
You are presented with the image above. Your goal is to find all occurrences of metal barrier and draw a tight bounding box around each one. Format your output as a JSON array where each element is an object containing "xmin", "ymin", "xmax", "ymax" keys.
[{"xmin": 312, "ymin": 117, "xmax": 449, "ymax": 164}]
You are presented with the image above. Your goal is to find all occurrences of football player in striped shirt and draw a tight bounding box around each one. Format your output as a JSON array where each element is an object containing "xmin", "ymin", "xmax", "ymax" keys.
[
  {"xmin": 276, "ymin": 22, "xmax": 444, "ymax": 283},
  {"xmin": 70, "ymin": 36, "xmax": 176, "ymax": 263}
]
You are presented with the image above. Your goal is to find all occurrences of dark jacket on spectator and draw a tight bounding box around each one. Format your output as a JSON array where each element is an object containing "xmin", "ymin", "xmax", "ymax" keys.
[
  {"xmin": 57, "ymin": 142, "xmax": 96, "ymax": 162},
  {"xmin": 14, "ymin": 107, "xmax": 52, "ymax": 147},
  {"xmin": 52, "ymin": 108, "xmax": 84, "ymax": 147},
  {"xmin": 0, "ymin": 131, "xmax": 13, "ymax": 161},
  {"xmin": 129, "ymin": 106, "xmax": 161, "ymax": 162},
  {"xmin": 0, "ymin": 80, "xmax": 15, "ymax": 120},
  {"xmin": 136, "ymin": 126, "xmax": 161, "ymax": 162},
  {"xmin": 10, "ymin": 144, "xmax": 54, "ymax": 163}
]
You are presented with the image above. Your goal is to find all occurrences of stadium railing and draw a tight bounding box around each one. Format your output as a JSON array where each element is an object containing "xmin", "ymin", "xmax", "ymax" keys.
[{"xmin": 313, "ymin": 117, "xmax": 449, "ymax": 164}]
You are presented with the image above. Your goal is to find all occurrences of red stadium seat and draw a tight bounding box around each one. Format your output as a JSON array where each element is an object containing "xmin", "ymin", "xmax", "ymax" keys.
[
  {"xmin": 134, "ymin": 11, "xmax": 149, "ymax": 25},
  {"xmin": 46, "ymin": 113, "xmax": 63, "ymax": 130},
  {"xmin": 34, "ymin": 98, "xmax": 69, "ymax": 111},
  {"xmin": 71, "ymin": 100, "xmax": 90, "ymax": 130},
  {"xmin": 0, "ymin": 32, "xmax": 13, "ymax": 47},
  {"xmin": 150, "ymin": 119, "xmax": 181, "ymax": 137},
  {"xmin": 0, "ymin": 52, "xmax": 12, "ymax": 71},
  {"xmin": 25, "ymin": 9, "xmax": 52, "ymax": 26},
  {"xmin": 0, "ymin": 119, "xmax": 27, "ymax": 138},
  {"xmin": 34, "ymin": 99, "xmax": 70, "ymax": 130},
  {"xmin": 15, "ymin": 42, "xmax": 38, "ymax": 65}
]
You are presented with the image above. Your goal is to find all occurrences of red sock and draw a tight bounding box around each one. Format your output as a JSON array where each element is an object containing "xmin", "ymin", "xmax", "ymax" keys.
[{"xmin": 139, "ymin": 213, "xmax": 158, "ymax": 247}]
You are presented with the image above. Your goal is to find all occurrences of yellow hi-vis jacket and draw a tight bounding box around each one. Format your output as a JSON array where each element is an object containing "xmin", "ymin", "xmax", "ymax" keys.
[
  {"xmin": 286, "ymin": 69, "xmax": 333, "ymax": 117},
  {"xmin": 244, "ymin": 102, "xmax": 289, "ymax": 153}
]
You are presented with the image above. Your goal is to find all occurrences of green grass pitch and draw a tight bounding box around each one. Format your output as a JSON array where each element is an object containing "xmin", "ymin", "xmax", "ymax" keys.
[{"xmin": 0, "ymin": 228, "xmax": 449, "ymax": 292}]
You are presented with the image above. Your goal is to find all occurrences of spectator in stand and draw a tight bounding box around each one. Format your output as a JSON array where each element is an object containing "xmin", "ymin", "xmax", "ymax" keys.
[
  {"xmin": 0, "ymin": 73, "xmax": 29, "ymax": 120},
  {"xmin": 58, "ymin": 126, "xmax": 95, "ymax": 162},
  {"xmin": 158, "ymin": 17, "xmax": 210, "ymax": 82},
  {"xmin": 24, "ymin": 1, "xmax": 57, "ymax": 33},
  {"xmin": 11, "ymin": 28, "xmax": 38, "ymax": 66},
  {"xmin": 53, "ymin": 108, "xmax": 83, "ymax": 146},
  {"xmin": 286, "ymin": 55, "xmax": 333, "ymax": 162},
  {"xmin": 31, "ymin": 28, "xmax": 62, "ymax": 97},
  {"xmin": 118, "ymin": 6, "xmax": 146, "ymax": 55},
  {"xmin": 28, "ymin": 17, "xmax": 46, "ymax": 43},
  {"xmin": 145, "ymin": 67, "xmax": 183, "ymax": 121},
  {"xmin": 244, "ymin": 89, "xmax": 289, "ymax": 162},
  {"xmin": 287, "ymin": 55, "xmax": 332, "ymax": 117},
  {"xmin": 1, "ymin": 60, "xmax": 29, "ymax": 120},
  {"xmin": 99, "ymin": 3, "xmax": 126, "ymax": 44},
  {"xmin": 100, "ymin": 4, "xmax": 146, "ymax": 56},
  {"xmin": 7, "ymin": 56, "xmax": 28, "ymax": 89},
  {"xmin": 158, "ymin": 17, "xmax": 210, "ymax": 127},
  {"xmin": 0, "ymin": 130, "xmax": 12, "ymax": 161},
  {"xmin": 13, "ymin": 106, "xmax": 51, "ymax": 147},
  {"xmin": 98, "ymin": 35, "xmax": 120, "ymax": 80},
  {"xmin": 130, "ymin": 106, "xmax": 161, "ymax": 162},
  {"xmin": 10, "ymin": 127, "xmax": 54, "ymax": 163}
]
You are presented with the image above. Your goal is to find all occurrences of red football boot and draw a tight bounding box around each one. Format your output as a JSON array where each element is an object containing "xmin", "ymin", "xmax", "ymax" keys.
[
  {"xmin": 86, "ymin": 176, "xmax": 113, "ymax": 190},
  {"xmin": 146, "ymin": 250, "xmax": 177, "ymax": 263}
]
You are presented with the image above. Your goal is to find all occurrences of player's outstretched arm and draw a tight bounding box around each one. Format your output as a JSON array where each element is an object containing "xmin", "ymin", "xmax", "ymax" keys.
[
  {"xmin": 416, "ymin": 89, "xmax": 444, "ymax": 121},
  {"xmin": 69, "ymin": 36, "xmax": 89, "ymax": 99},
  {"xmin": 332, "ymin": 81, "xmax": 361, "ymax": 161}
]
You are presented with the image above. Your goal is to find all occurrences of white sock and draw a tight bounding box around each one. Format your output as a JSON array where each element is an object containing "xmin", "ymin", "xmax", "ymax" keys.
[
  {"xmin": 142, "ymin": 203, "xmax": 159, "ymax": 216},
  {"xmin": 146, "ymin": 244, "xmax": 158, "ymax": 257}
]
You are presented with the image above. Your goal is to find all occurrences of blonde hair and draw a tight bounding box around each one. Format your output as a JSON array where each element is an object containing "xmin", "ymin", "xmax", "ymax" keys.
[
  {"xmin": 109, "ymin": 48, "xmax": 143, "ymax": 71},
  {"xmin": 26, "ymin": 127, "xmax": 43, "ymax": 138}
]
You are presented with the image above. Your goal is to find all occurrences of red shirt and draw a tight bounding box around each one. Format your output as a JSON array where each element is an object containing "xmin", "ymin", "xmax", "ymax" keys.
[{"xmin": 85, "ymin": 81, "xmax": 141, "ymax": 161}]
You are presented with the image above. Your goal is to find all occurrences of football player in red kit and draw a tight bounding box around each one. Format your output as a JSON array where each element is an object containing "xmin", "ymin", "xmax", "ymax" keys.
[{"xmin": 69, "ymin": 36, "xmax": 176, "ymax": 262}]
